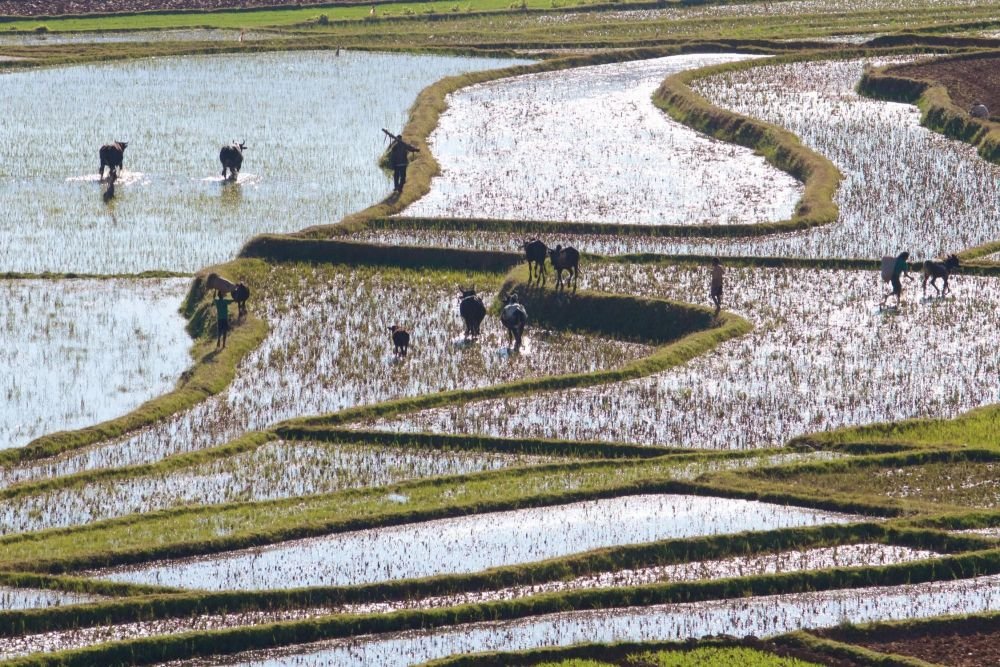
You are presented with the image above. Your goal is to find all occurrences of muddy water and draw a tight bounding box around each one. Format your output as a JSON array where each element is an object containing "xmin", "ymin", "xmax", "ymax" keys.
[{"xmin": 92, "ymin": 494, "xmax": 863, "ymax": 590}]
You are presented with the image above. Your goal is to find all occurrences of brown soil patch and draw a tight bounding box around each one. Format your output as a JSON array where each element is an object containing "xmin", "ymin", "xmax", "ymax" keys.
[
  {"xmin": 890, "ymin": 56, "xmax": 1000, "ymax": 121},
  {"xmin": 0, "ymin": 0, "xmax": 339, "ymax": 18},
  {"xmin": 822, "ymin": 626, "xmax": 1000, "ymax": 667}
]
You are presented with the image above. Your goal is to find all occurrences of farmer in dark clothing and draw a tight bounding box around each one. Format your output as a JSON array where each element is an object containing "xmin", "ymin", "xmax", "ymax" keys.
[
  {"xmin": 709, "ymin": 257, "xmax": 724, "ymax": 315},
  {"xmin": 388, "ymin": 134, "xmax": 419, "ymax": 193},
  {"xmin": 214, "ymin": 290, "xmax": 235, "ymax": 349},
  {"xmin": 882, "ymin": 251, "xmax": 913, "ymax": 308}
]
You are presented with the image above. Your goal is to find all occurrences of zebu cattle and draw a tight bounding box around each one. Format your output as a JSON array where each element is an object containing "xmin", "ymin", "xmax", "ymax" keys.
[
  {"xmin": 922, "ymin": 254, "xmax": 960, "ymax": 297},
  {"xmin": 206, "ymin": 273, "xmax": 250, "ymax": 318},
  {"xmin": 220, "ymin": 141, "xmax": 246, "ymax": 181},
  {"xmin": 389, "ymin": 325, "xmax": 410, "ymax": 357},
  {"xmin": 500, "ymin": 293, "xmax": 528, "ymax": 351},
  {"xmin": 458, "ymin": 288, "xmax": 487, "ymax": 337},
  {"xmin": 548, "ymin": 244, "xmax": 580, "ymax": 291},
  {"xmin": 523, "ymin": 239, "xmax": 547, "ymax": 285},
  {"xmin": 99, "ymin": 141, "xmax": 128, "ymax": 180}
]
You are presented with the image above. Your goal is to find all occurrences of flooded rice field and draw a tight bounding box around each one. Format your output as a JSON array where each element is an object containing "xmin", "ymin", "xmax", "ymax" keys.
[
  {"xmin": 0, "ymin": 265, "xmax": 649, "ymax": 486},
  {"xmin": 0, "ymin": 29, "xmax": 272, "ymax": 46},
  {"xmin": 364, "ymin": 265, "xmax": 1000, "ymax": 449},
  {"xmin": 0, "ymin": 586, "xmax": 104, "ymax": 611},
  {"xmin": 0, "ymin": 278, "xmax": 191, "ymax": 450},
  {"xmin": 161, "ymin": 575, "xmax": 1000, "ymax": 666},
  {"xmin": 0, "ymin": 50, "xmax": 526, "ymax": 274},
  {"xmin": 0, "ymin": 441, "xmax": 553, "ymax": 535},
  {"xmin": 404, "ymin": 53, "xmax": 801, "ymax": 226},
  {"xmin": 384, "ymin": 59, "xmax": 1000, "ymax": 260},
  {"xmin": 339, "ymin": 543, "xmax": 939, "ymax": 614},
  {"xmin": 91, "ymin": 494, "xmax": 863, "ymax": 589}
]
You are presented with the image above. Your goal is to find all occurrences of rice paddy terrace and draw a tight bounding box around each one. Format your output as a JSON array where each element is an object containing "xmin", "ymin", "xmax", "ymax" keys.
[{"xmin": 2, "ymin": 0, "xmax": 1000, "ymax": 665}]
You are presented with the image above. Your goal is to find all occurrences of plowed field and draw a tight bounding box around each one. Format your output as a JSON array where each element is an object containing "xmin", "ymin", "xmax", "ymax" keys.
[{"xmin": 890, "ymin": 55, "xmax": 1000, "ymax": 118}]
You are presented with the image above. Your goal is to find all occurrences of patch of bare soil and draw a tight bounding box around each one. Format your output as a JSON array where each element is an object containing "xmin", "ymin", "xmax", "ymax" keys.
[
  {"xmin": 822, "ymin": 625, "xmax": 1000, "ymax": 667},
  {"xmin": 0, "ymin": 0, "xmax": 340, "ymax": 18},
  {"xmin": 889, "ymin": 56, "xmax": 1000, "ymax": 120}
]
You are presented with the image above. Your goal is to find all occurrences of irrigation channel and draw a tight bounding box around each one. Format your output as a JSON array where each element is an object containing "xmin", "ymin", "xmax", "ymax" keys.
[{"xmin": 3, "ymin": 35, "xmax": 1000, "ymax": 666}]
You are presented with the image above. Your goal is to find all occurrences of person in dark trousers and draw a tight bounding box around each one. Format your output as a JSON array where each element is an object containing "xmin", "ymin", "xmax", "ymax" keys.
[
  {"xmin": 214, "ymin": 290, "xmax": 235, "ymax": 349},
  {"xmin": 882, "ymin": 251, "xmax": 913, "ymax": 308},
  {"xmin": 388, "ymin": 134, "xmax": 419, "ymax": 193},
  {"xmin": 710, "ymin": 257, "xmax": 724, "ymax": 315}
]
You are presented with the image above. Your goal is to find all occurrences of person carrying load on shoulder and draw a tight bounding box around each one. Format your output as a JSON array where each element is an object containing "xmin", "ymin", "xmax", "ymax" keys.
[
  {"xmin": 382, "ymin": 129, "xmax": 420, "ymax": 193},
  {"xmin": 880, "ymin": 251, "xmax": 913, "ymax": 308}
]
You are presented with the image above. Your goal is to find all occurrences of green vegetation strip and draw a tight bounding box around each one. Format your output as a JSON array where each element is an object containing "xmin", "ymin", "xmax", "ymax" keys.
[
  {"xmin": 6, "ymin": 547, "xmax": 1000, "ymax": 667},
  {"xmin": 0, "ymin": 522, "xmax": 945, "ymax": 636},
  {"xmin": 0, "ymin": 572, "xmax": 173, "ymax": 598},
  {"xmin": 0, "ymin": 263, "xmax": 269, "ymax": 468},
  {"xmin": 858, "ymin": 51, "xmax": 1000, "ymax": 171}
]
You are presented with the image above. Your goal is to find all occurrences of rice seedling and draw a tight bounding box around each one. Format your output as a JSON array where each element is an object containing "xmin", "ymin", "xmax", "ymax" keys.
[
  {"xmin": 0, "ymin": 586, "xmax": 103, "ymax": 612},
  {"xmin": 155, "ymin": 574, "xmax": 1000, "ymax": 666},
  {"xmin": 0, "ymin": 440, "xmax": 555, "ymax": 534},
  {"xmin": 368, "ymin": 264, "xmax": 1000, "ymax": 449},
  {"xmin": 337, "ymin": 543, "xmax": 940, "ymax": 615},
  {"xmin": 90, "ymin": 494, "xmax": 863, "ymax": 590},
  {"xmin": 0, "ymin": 278, "xmax": 191, "ymax": 451},
  {"xmin": 0, "ymin": 50, "xmax": 526, "ymax": 274},
  {"xmin": 403, "ymin": 54, "xmax": 801, "ymax": 227},
  {"xmin": 0, "ymin": 264, "xmax": 648, "ymax": 486}
]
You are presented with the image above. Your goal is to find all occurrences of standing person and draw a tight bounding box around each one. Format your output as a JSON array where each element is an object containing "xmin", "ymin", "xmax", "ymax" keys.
[
  {"xmin": 214, "ymin": 290, "xmax": 234, "ymax": 349},
  {"xmin": 387, "ymin": 132, "xmax": 419, "ymax": 193},
  {"xmin": 710, "ymin": 257, "xmax": 724, "ymax": 315},
  {"xmin": 882, "ymin": 251, "xmax": 913, "ymax": 308}
]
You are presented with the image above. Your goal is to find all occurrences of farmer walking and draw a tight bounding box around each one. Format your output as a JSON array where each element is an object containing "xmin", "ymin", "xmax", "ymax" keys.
[
  {"xmin": 383, "ymin": 129, "xmax": 420, "ymax": 193},
  {"xmin": 214, "ymin": 290, "xmax": 235, "ymax": 349},
  {"xmin": 881, "ymin": 251, "xmax": 913, "ymax": 308},
  {"xmin": 710, "ymin": 257, "xmax": 724, "ymax": 315}
]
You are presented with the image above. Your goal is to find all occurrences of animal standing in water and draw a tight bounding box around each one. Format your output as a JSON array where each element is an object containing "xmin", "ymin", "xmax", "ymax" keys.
[
  {"xmin": 220, "ymin": 141, "xmax": 246, "ymax": 181},
  {"xmin": 458, "ymin": 287, "xmax": 487, "ymax": 337},
  {"xmin": 500, "ymin": 293, "xmax": 528, "ymax": 351},
  {"xmin": 99, "ymin": 141, "xmax": 128, "ymax": 180},
  {"xmin": 921, "ymin": 254, "xmax": 960, "ymax": 297},
  {"xmin": 390, "ymin": 325, "xmax": 410, "ymax": 357}
]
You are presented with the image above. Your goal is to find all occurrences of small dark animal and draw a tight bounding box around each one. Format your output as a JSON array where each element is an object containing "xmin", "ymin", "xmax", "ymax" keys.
[
  {"xmin": 220, "ymin": 141, "xmax": 246, "ymax": 181},
  {"xmin": 500, "ymin": 293, "xmax": 528, "ymax": 351},
  {"xmin": 458, "ymin": 287, "xmax": 487, "ymax": 337},
  {"xmin": 922, "ymin": 254, "xmax": 960, "ymax": 297},
  {"xmin": 389, "ymin": 325, "xmax": 410, "ymax": 357},
  {"xmin": 231, "ymin": 282, "xmax": 251, "ymax": 319},
  {"xmin": 548, "ymin": 244, "xmax": 580, "ymax": 291},
  {"xmin": 99, "ymin": 141, "xmax": 128, "ymax": 180},
  {"xmin": 523, "ymin": 239, "xmax": 548, "ymax": 285}
]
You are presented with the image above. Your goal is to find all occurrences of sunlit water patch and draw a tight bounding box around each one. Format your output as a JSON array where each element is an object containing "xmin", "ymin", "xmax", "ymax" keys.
[
  {"xmin": 0, "ymin": 29, "xmax": 271, "ymax": 46},
  {"xmin": 0, "ymin": 50, "xmax": 527, "ymax": 273},
  {"xmin": 160, "ymin": 575, "xmax": 1000, "ymax": 666},
  {"xmin": 0, "ymin": 441, "xmax": 553, "ymax": 535},
  {"xmin": 366, "ymin": 265, "xmax": 1000, "ymax": 449},
  {"xmin": 0, "ymin": 266, "xmax": 649, "ymax": 486},
  {"xmin": 91, "ymin": 494, "xmax": 862, "ymax": 590},
  {"xmin": 0, "ymin": 586, "xmax": 103, "ymax": 611},
  {"xmin": 0, "ymin": 278, "xmax": 190, "ymax": 450},
  {"xmin": 404, "ymin": 53, "xmax": 801, "ymax": 226}
]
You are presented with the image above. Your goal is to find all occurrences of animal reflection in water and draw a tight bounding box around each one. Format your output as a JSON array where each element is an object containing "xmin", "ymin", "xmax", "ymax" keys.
[
  {"xmin": 220, "ymin": 140, "xmax": 247, "ymax": 182},
  {"xmin": 102, "ymin": 168, "xmax": 117, "ymax": 203},
  {"xmin": 922, "ymin": 254, "xmax": 960, "ymax": 297},
  {"xmin": 458, "ymin": 287, "xmax": 487, "ymax": 338},
  {"xmin": 500, "ymin": 292, "xmax": 528, "ymax": 352}
]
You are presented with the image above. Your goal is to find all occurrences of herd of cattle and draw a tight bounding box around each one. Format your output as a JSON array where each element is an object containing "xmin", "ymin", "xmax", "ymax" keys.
[
  {"xmin": 389, "ymin": 240, "xmax": 581, "ymax": 358},
  {"xmin": 97, "ymin": 140, "xmax": 246, "ymax": 198}
]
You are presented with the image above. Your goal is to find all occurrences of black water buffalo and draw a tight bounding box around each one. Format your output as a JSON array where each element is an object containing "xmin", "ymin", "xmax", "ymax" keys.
[
  {"xmin": 220, "ymin": 141, "xmax": 246, "ymax": 181},
  {"xmin": 99, "ymin": 141, "xmax": 128, "ymax": 179},
  {"xmin": 523, "ymin": 239, "xmax": 547, "ymax": 285},
  {"xmin": 389, "ymin": 325, "xmax": 410, "ymax": 357},
  {"xmin": 500, "ymin": 293, "xmax": 528, "ymax": 351},
  {"xmin": 231, "ymin": 282, "xmax": 251, "ymax": 319},
  {"xmin": 548, "ymin": 244, "xmax": 580, "ymax": 291},
  {"xmin": 458, "ymin": 287, "xmax": 487, "ymax": 337}
]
